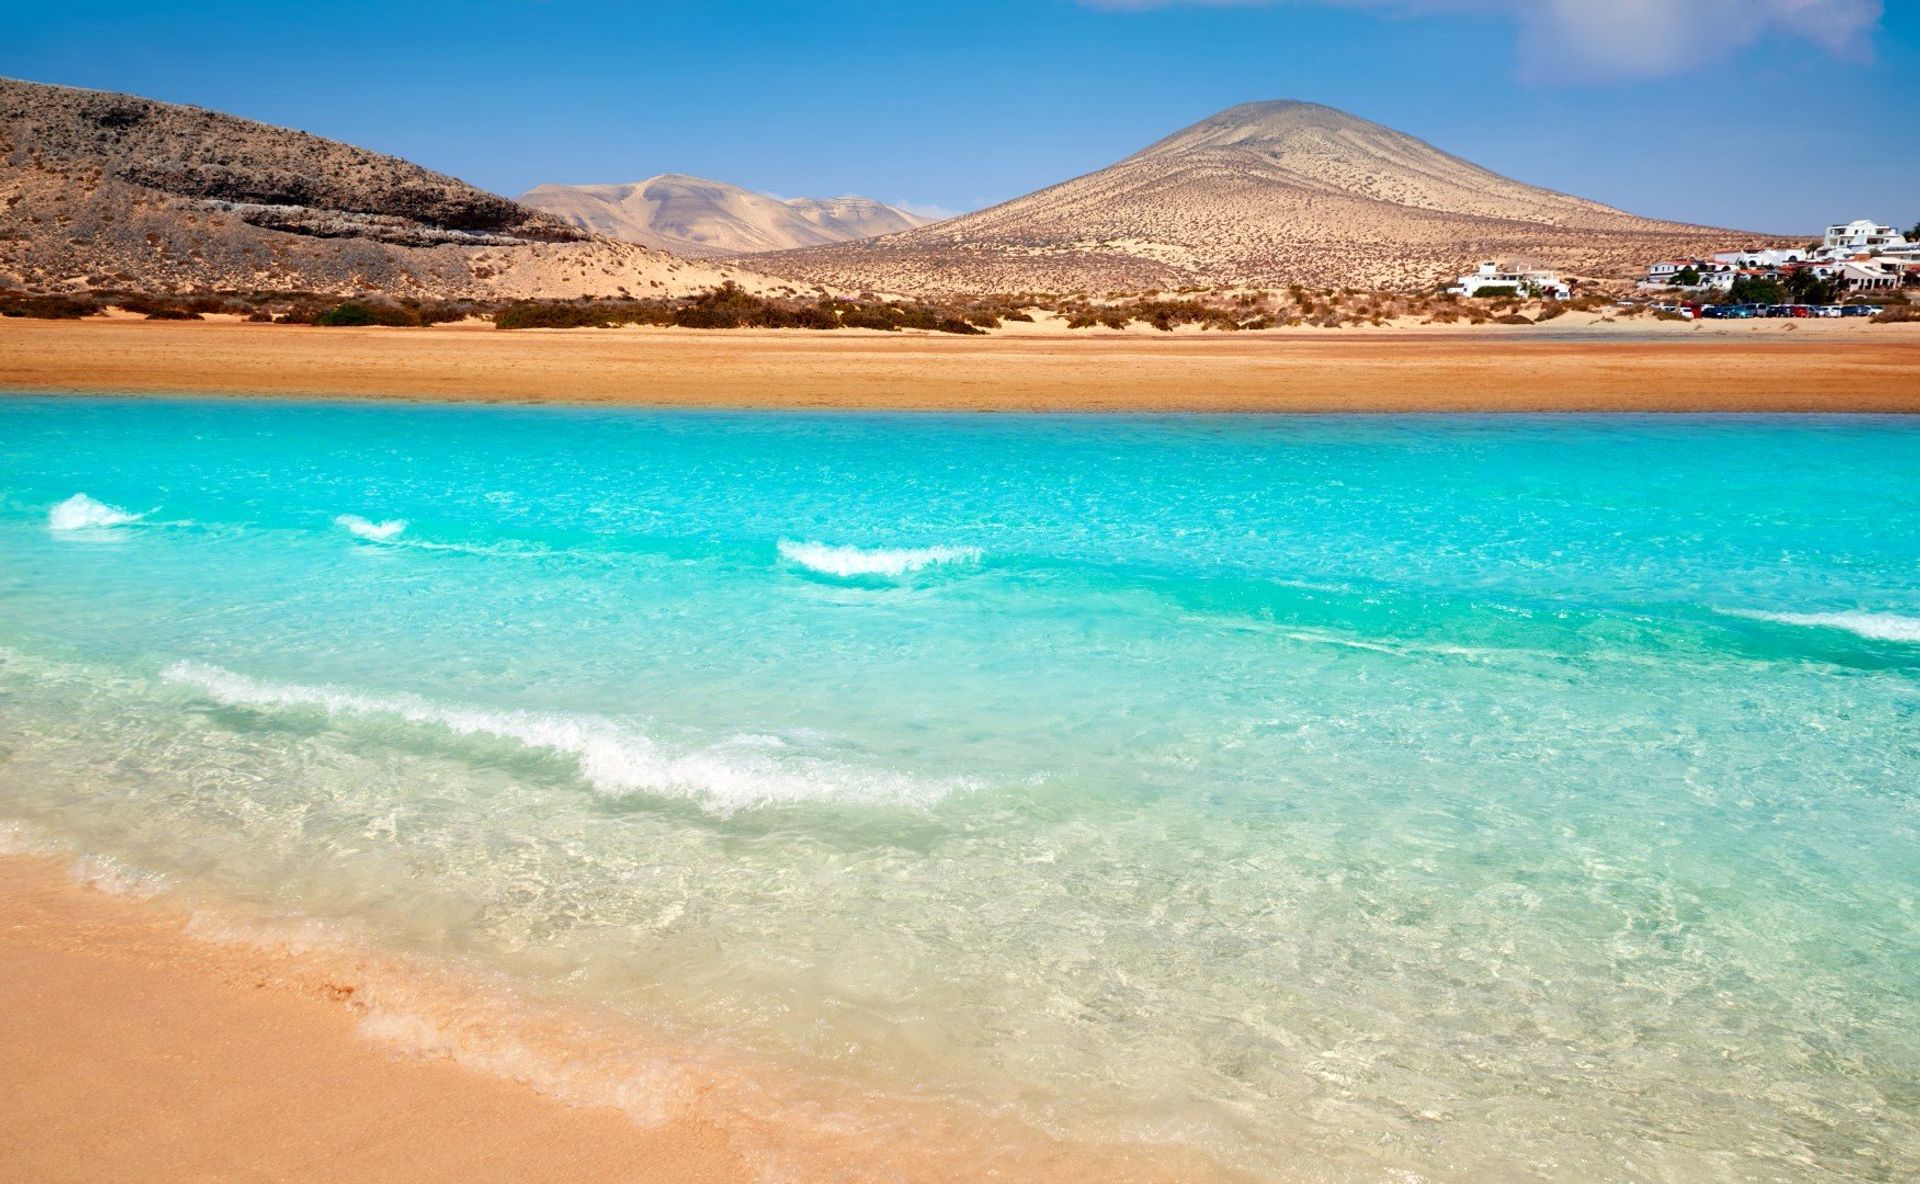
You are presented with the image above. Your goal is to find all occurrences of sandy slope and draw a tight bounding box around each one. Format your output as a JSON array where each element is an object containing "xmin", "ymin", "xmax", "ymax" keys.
[
  {"xmin": 746, "ymin": 100, "xmax": 1776, "ymax": 295},
  {"xmin": 519, "ymin": 175, "xmax": 929, "ymax": 256},
  {"xmin": 2, "ymin": 317, "xmax": 1915, "ymax": 412}
]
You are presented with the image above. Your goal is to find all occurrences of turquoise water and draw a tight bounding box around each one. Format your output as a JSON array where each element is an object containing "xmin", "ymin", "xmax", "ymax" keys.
[{"xmin": 2, "ymin": 397, "xmax": 1917, "ymax": 1182}]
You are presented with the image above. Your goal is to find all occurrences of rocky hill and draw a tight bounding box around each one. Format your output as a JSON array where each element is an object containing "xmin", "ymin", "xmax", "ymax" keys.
[
  {"xmin": 743, "ymin": 100, "xmax": 1759, "ymax": 295},
  {"xmin": 0, "ymin": 77, "xmax": 764, "ymax": 299},
  {"xmin": 519, "ymin": 175, "xmax": 929, "ymax": 256}
]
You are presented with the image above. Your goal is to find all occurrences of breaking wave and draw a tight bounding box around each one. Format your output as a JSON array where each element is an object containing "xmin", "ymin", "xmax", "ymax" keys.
[
  {"xmin": 336, "ymin": 515, "xmax": 408, "ymax": 542},
  {"xmin": 1726, "ymin": 609, "xmax": 1920, "ymax": 644},
  {"xmin": 48, "ymin": 493, "xmax": 144, "ymax": 531},
  {"xmin": 778, "ymin": 539, "xmax": 982, "ymax": 578},
  {"xmin": 160, "ymin": 661, "xmax": 966, "ymax": 813}
]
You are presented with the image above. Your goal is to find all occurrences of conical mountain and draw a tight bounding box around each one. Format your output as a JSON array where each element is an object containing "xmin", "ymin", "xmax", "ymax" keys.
[{"xmin": 744, "ymin": 100, "xmax": 1753, "ymax": 294}]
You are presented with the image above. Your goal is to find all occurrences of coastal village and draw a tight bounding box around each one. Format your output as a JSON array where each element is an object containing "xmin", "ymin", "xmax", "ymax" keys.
[{"xmin": 1454, "ymin": 218, "xmax": 1920, "ymax": 316}]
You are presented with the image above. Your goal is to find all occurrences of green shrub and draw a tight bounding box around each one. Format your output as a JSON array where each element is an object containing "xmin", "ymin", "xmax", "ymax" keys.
[
  {"xmin": 1469, "ymin": 285, "xmax": 1520, "ymax": 298},
  {"xmin": 144, "ymin": 308, "xmax": 203, "ymax": 321},
  {"xmin": 315, "ymin": 302, "xmax": 426, "ymax": 327},
  {"xmin": 1726, "ymin": 276, "xmax": 1785, "ymax": 305},
  {"xmin": 315, "ymin": 303, "xmax": 379, "ymax": 327}
]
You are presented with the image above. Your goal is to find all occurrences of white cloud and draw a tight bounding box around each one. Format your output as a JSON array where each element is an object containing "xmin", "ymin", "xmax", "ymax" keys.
[
  {"xmin": 892, "ymin": 200, "xmax": 964, "ymax": 220},
  {"xmin": 1079, "ymin": 0, "xmax": 1883, "ymax": 83}
]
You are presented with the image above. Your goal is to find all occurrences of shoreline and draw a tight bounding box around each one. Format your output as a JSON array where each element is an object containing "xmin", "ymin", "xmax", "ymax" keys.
[
  {"xmin": 0, "ymin": 851, "xmax": 750, "ymax": 1184},
  {"xmin": 3, "ymin": 317, "xmax": 1918, "ymax": 413},
  {"xmin": 0, "ymin": 846, "xmax": 1233, "ymax": 1184}
]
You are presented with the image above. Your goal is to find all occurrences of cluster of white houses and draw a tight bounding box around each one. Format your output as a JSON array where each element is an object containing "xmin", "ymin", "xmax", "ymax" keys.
[{"xmin": 1641, "ymin": 219, "xmax": 1920, "ymax": 296}]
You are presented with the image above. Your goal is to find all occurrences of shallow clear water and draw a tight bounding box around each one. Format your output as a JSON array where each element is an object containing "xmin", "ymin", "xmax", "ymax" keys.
[{"xmin": 2, "ymin": 397, "xmax": 1917, "ymax": 1182}]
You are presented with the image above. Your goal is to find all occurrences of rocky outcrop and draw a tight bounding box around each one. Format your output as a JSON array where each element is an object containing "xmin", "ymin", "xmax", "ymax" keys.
[{"xmin": 0, "ymin": 77, "xmax": 771, "ymax": 299}]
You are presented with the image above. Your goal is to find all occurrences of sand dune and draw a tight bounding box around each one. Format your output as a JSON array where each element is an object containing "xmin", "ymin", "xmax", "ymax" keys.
[{"xmin": 519, "ymin": 175, "xmax": 928, "ymax": 256}]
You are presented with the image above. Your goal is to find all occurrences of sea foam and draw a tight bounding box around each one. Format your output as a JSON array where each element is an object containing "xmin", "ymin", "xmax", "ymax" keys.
[
  {"xmin": 778, "ymin": 539, "xmax": 982, "ymax": 578},
  {"xmin": 48, "ymin": 493, "xmax": 144, "ymax": 531},
  {"xmin": 1727, "ymin": 609, "xmax": 1920, "ymax": 644},
  {"xmin": 161, "ymin": 661, "xmax": 965, "ymax": 813},
  {"xmin": 336, "ymin": 514, "xmax": 408, "ymax": 541}
]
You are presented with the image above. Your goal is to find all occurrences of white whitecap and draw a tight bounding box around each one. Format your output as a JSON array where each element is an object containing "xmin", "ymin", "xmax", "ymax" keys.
[
  {"xmin": 160, "ymin": 661, "xmax": 967, "ymax": 814},
  {"xmin": 336, "ymin": 514, "xmax": 408, "ymax": 542},
  {"xmin": 1725, "ymin": 609, "xmax": 1920, "ymax": 644},
  {"xmin": 777, "ymin": 539, "xmax": 982, "ymax": 578},
  {"xmin": 48, "ymin": 493, "xmax": 144, "ymax": 531}
]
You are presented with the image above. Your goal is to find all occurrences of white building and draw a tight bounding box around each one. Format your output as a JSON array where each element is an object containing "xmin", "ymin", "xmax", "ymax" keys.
[
  {"xmin": 1644, "ymin": 258, "xmax": 1704, "ymax": 285},
  {"xmin": 1819, "ymin": 219, "xmax": 1909, "ymax": 259},
  {"xmin": 1700, "ymin": 263, "xmax": 1741, "ymax": 292},
  {"xmin": 1835, "ymin": 260, "xmax": 1900, "ymax": 292},
  {"xmin": 1712, "ymin": 247, "xmax": 1811, "ymax": 268},
  {"xmin": 1451, "ymin": 261, "xmax": 1572, "ymax": 300}
]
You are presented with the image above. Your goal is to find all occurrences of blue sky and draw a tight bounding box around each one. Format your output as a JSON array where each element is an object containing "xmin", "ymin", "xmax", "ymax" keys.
[{"xmin": 9, "ymin": 1, "xmax": 1915, "ymax": 233}]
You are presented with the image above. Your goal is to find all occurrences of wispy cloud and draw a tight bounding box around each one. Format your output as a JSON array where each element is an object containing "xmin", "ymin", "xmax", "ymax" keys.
[
  {"xmin": 892, "ymin": 201, "xmax": 964, "ymax": 221},
  {"xmin": 1078, "ymin": 0, "xmax": 1884, "ymax": 83}
]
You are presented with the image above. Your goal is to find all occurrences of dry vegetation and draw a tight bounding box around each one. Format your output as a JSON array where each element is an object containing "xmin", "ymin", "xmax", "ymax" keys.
[
  {"xmin": 743, "ymin": 100, "xmax": 1764, "ymax": 298},
  {"xmin": 6, "ymin": 280, "xmax": 1909, "ymax": 334}
]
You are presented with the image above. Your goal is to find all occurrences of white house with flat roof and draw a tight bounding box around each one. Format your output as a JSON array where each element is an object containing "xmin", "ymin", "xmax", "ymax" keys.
[
  {"xmin": 1836, "ymin": 260, "xmax": 1901, "ymax": 292},
  {"xmin": 1450, "ymin": 261, "xmax": 1571, "ymax": 300},
  {"xmin": 1712, "ymin": 247, "xmax": 1811, "ymax": 268},
  {"xmin": 1819, "ymin": 219, "xmax": 1908, "ymax": 259}
]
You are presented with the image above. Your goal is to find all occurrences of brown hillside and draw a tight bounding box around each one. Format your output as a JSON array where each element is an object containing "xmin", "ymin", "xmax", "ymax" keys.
[
  {"xmin": 744, "ymin": 100, "xmax": 1769, "ymax": 295},
  {"xmin": 0, "ymin": 77, "xmax": 767, "ymax": 300}
]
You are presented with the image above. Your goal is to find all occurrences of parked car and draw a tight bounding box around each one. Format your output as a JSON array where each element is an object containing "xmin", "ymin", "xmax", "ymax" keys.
[
  {"xmin": 1815, "ymin": 305, "xmax": 1845, "ymax": 318},
  {"xmin": 1841, "ymin": 304, "xmax": 1879, "ymax": 317}
]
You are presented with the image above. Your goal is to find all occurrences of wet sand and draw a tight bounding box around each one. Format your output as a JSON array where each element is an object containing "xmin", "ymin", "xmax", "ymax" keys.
[
  {"xmin": 2, "ymin": 317, "xmax": 1917, "ymax": 412},
  {"xmin": 0, "ymin": 854, "xmax": 751, "ymax": 1184},
  {"xmin": 0, "ymin": 851, "xmax": 1229, "ymax": 1184}
]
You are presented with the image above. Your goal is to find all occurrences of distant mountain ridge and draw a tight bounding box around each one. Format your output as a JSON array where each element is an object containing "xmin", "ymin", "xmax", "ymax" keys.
[
  {"xmin": 744, "ymin": 99, "xmax": 1760, "ymax": 294},
  {"xmin": 0, "ymin": 77, "xmax": 764, "ymax": 299},
  {"xmin": 518, "ymin": 175, "xmax": 931, "ymax": 257}
]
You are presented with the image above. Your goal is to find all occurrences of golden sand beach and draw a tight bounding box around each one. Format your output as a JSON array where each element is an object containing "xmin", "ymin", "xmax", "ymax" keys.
[{"xmin": 2, "ymin": 316, "xmax": 1918, "ymax": 412}]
